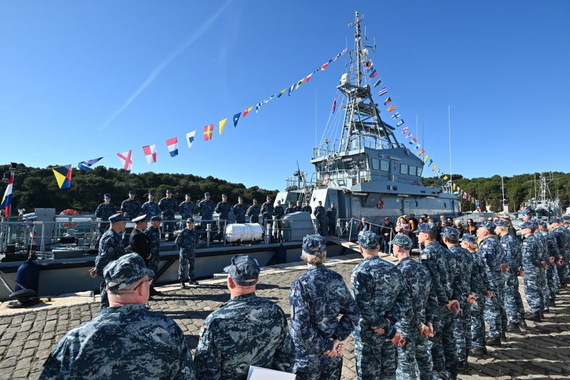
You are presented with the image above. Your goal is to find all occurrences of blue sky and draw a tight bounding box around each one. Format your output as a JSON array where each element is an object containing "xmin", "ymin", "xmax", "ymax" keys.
[{"xmin": 1, "ymin": 1, "xmax": 569, "ymax": 192}]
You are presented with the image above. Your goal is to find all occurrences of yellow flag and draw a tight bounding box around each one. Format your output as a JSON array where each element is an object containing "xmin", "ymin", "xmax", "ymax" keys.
[{"xmin": 219, "ymin": 118, "xmax": 228, "ymax": 135}]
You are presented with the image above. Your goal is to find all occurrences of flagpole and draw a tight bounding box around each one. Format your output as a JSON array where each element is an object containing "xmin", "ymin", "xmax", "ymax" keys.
[{"xmin": 448, "ymin": 105, "xmax": 452, "ymax": 192}]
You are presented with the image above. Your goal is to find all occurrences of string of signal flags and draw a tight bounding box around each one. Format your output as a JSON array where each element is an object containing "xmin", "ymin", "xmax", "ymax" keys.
[
  {"xmin": 350, "ymin": 57, "xmax": 481, "ymax": 208},
  {"xmin": 48, "ymin": 48, "xmax": 349, "ymax": 190}
]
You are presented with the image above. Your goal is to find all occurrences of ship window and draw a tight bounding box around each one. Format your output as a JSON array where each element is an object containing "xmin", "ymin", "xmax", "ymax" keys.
[
  {"xmin": 380, "ymin": 160, "xmax": 389, "ymax": 172},
  {"xmin": 400, "ymin": 164, "xmax": 408, "ymax": 175},
  {"xmin": 371, "ymin": 158, "xmax": 380, "ymax": 170},
  {"xmin": 417, "ymin": 167, "xmax": 423, "ymax": 176},
  {"xmin": 408, "ymin": 166, "xmax": 416, "ymax": 176}
]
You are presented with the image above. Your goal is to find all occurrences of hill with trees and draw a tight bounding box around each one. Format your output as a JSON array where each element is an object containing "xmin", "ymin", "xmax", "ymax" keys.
[{"xmin": 1, "ymin": 164, "xmax": 568, "ymax": 215}]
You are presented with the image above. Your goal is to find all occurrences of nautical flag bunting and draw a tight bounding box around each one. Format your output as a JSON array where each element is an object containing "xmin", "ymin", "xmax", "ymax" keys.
[
  {"xmin": 0, "ymin": 173, "xmax": 14, "ymax": 217},
  {"xmin": 143, "ymin": 144, "xmax": 157, "ymax": 164},
  {"xmin": 383, "ymin": 97, "xmax": 392, "ymax": 106},
  {"xmin": 387, "ymin": 105, "xmax": 397, "ymax": 112},
  {"xmin": 77, "ymin": 157, "xmax": 102, "ymax": 171},
  {"xmin": 219, "ymin": 118, "xmax": 227, "ymax": 134},
  {"xmin": 233, "ymin": 113, "xmax": 241, "ymax": 127},
  {"xmin": 204, "ymin": 124, "xmax": 214, "ymax": 141},
  {"xmin": 117, "ymin": 150, "xmax": 133, "ymax": 171},
  {"xmin": 52, "ymin": 165, "xmax": 72, "ymax": 189},
  {"xmin": 186, "ymin": 131, "xmax": 196, "ymax": 148},
  {"xmin": 166, "ymin": 137, "xmax": 179, "ymax": 157}
]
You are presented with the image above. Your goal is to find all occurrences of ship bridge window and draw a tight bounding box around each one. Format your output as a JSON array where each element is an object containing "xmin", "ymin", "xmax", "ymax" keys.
[
  {"xmin": 400, "ymin": 164, "xmax": 408, "ymax": 175},
  {"xmin": 417, "ymin": 167, "xmax": 423, "ymax": 176},
  {"xmin": 380, "ymin": 160, "xmax": 389, "ymax": 172},
  {"xmin": 408, "ymin": 166, "xmax": 418, "ymax": 176}
]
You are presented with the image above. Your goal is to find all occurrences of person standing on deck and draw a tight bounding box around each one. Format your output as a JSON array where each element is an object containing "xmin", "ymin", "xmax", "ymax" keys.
[
  {"xmin": 141, "ymin": 193, "xmax": 161, "ymax": 218},
  {"xmin": 94, "ymin": 193, "xmax": 116, "ymax": 236},
  {"xmin": 121, "ymin": 190, "xmax": 141, "ymax": 221},
  {"xmin": 178, "ymin": 194, "xmax": 195, "ymax": 229},
  {"xmin": 197, "ymin": 192, "xmax": 215, "ymax": 225},
  {"xmin": 326, "ymin": 203, "xmax": 337, "ymax": 236},
  {"xmin": 232, "ymin": 196, "xmax": 247, "ymax": 223},
  {"xmin": 175, "ymin": 218, "xmax": 199, "ymax": 288},
  {"xmin": 145, "ymin": 215, "xmax": 162, "ymax": 297},
  {"xmin": 246, "ymin": 199, "xmax": 261, "ymax": 224},
  {"xmin": 158, "ymin": 190, "xmax": 178, "ymax": 238},
  {"xmin": 313, "ymin": 201, "xmax": 326, "ymax": 236}
]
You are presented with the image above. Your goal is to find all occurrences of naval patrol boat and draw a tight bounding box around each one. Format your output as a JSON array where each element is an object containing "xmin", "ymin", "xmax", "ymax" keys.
[{"xmin": 275, "ymin": 11, "xmax": 460, "ymax": 226}]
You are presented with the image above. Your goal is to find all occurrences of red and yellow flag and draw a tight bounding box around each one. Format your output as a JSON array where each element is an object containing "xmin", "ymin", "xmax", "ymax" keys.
[{"xmin": 204, "ymin": 124, "xmax": 214, "ymax": 141}]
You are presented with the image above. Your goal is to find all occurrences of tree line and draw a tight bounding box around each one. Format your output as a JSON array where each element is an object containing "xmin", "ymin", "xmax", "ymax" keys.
[
  {"xmin": 1, "ymin": 164, "xmax": 568, "ymax": 215},
  {"xmin": 0, "ymin": 164, "xmax": 277, "ymax": 215},
  {"xmin": 424, "ymin": 172, "xmax": 570, "ymax": 213}
]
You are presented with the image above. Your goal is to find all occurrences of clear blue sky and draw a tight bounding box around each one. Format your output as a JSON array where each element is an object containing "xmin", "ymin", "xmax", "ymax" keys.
[{"xmin": 1, "ymin": 1, "xmax": 569, "ymax": 191}]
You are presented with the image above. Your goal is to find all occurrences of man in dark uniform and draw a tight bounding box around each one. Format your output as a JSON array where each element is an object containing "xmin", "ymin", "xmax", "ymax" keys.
[
  {"xmin": 260, "ymin": 196, "xmax": 274, "ymax": 230},
  {"xmin": 120, "ymin": 190, "xmax": 141, "ymax": 221},
  {"xmin": 326, "ymin": 203, "xmax": 337, "ymax": 236},
  {"xmin": 145, "ymin": 215, "xmax": 162, "ymax": 296},
  {"xmin": 198, "ymin": 192, "xmax": 215, "ymax": 226},
  {"xmin": 273, "ymin": 200, "xmax": 285, "ymax": 242},
  {"xmin": 129, "ymin": 215, "xmax": 153, "ymax": 267},
  {"xmin": 294, "ymin": 200, "xmax": 303, "ymax": 212},
  {"xmin": 232, "ymin": 196, "xmax": 247, "ymax": 223},
  {"xmin": 313, "ymin": 201, "xmax": 326, "ymax": 235},
  {"xmin": 158, "ymin": 190, "xmax": 178, "ymax": 237},
  {"xmin": 141, "ymin": 193, "xmax": 161, "ymax": 218},
  {"xmin": 285, "ymin": 202, "xmax": 296, "ymax": 214},
  {"xmin": 302, "ymin": 200, "xmax": 312, "ymax": 213},
  {"xmin": 247, "ymin": 199, "xmax": 261, "ymax": 224},
  {"xmin": 179, "ymin": 194, "xmax": 195, "ymax": 228},
  {"xmin": 94, "ymin": 193, "xmax": 116, "ymax": 236},
  {"xmin": 94, "ymin": 213, "xmax": 128, "ymax": 310},
  {"xmin": 215, "ymin": 193, "xmax": 232, "ymax": 239}
]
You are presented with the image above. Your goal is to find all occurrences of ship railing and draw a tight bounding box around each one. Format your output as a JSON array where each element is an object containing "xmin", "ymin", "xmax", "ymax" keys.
[
  {"xmin": 312, "ymin": 136, "xmax": 374, "ymax": 159},
  {"xmin": 316, "ymin": 168, "xmax": 372, "ymax": 188}
]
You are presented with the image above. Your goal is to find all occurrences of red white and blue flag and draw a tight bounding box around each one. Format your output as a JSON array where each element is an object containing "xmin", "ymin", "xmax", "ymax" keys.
[
  {"xmin": 0, "ymin": 173, "xmax": 14, "ymax": 217},
  {"xmin": 166, "ymin": 137, "xmax": 179, "ymax": 157},
  {"xmin": 77, "ymin": 157, "xmax": 102, "ymax": 171},
  {"xmin": 378, "ymin": 88, "xmax": 388, "ymax": 96},
  {"xmin": 396, "ymin": 120, "xmax": 404, "ymax": 126},
  {"xmin": 369, "ymin": 69, "xmax": 378, "ymax": 79},
  {"xmin": 143, "ymin": 145, "xmax": 157, "ymax": 164}
]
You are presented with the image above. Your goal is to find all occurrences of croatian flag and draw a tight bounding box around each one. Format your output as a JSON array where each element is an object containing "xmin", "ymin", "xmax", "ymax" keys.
[
  {"xmin": 166, "ymin": 137, "xmax": 179, "ymax": 157},
  {"xmin": 186, "ymin": 131, "xmax": 196, "ymax": 148},
  {"xmin": 0, "ymin": 173, "xmax": 14, "ymax": 217},
  {"xmin": 143, "ymin": 144, "xmax": 157, "ymax": 164},
  {"xmin": 117, "ymin": 150, "xmax": 133, "ymax": 171}
]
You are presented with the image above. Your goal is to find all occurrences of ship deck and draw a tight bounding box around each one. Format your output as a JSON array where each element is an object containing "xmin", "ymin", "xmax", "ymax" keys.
[{"xmin": 1, "ymin": 253, "xmax": 570, "ymax": 379}]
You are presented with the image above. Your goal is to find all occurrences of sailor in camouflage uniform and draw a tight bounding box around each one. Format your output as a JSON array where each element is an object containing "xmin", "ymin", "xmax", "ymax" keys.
[
  {"xmin": 441, "ymin": 227, "xmax": 477, "ymax": 373},
  {"xmin": 460, "ymin": 234, "xmax": 493, "ymax": 357},
  {"xmin": 476, "ymin": 221, "xmax": 508, "ymax": 345},
  {"xmin": 260, "ymin": 195, "xmax": 274, "ymax": 230},
  {"xmin": 215, "ymin": 193, "xmax": 232, "ymax": 238},
  {"xmin": 158, "ymin": 190, "xmax": 178, "ymax": 236},
  {"xmin": 145, "ymin": 215, "xmax": 162, "ymax": 278},
  {"xmin": 141, "ymin": 193, "xmax": 161, "ymax": 218},
  {"xmin": 197, "ymin": 192, "xmax": 215, "ymax": 225},
  {"xmin": 495, "ymin": 219, "xmax": 525, "ymax": 331},
  {"xmin": 551, "ymin": 218, "xmax": 568, "ymax": 289},
  {"xmin": 232, "ymin": 196, "xmax": 247, "ymax": 223},
  {"xmin": 94, "ymin": 193, "xmax": 116, "ymax": 235},
  {"xmin": 391, "ymin": 234, "xmax": 437, "ymax": 380},
  {"xmin": 175, "ymin": 218, "xmax": 198, "ymax": 288},
  {"xmin": 415, "ymin": 223, "xmax": 460, "ymax": 379},
  {"xmin": 534, "ymin": 222, "xmax": 552, "ymax": 311},
  {"xmin": 520, "ymin": 220, "xmax": 546, "ymax": 321},
  {"xmin": 246, "ymin": 198, "xmax": 261, "ymax": 223},
  {"xmin": 95, "ymin": 213, "xmax": 128, "ymax": 309},
  {"xmin": 120, "ymin": 190, "xmax": 141, "ymax": 221},
  {"xmin": 272, "ymin": 200, "xmax": 285, "ymax": 241},
  {"xmin": 40, "ymin": 253, "xmax": 195, "ymax": 380},
  {"xmin": 538, "ymin": 221, "xmax": 558, "ymax": 306},
  {"xmin": 178, "ymin": 194, "xmax": 195, "ymax": 228},
  {"xmin": 194, "ymin": 255, "xmax": 295, "ymax": 379},
  {"xmin": 289, "ymin": 234, "xmax": 359, "ymax": 380},
  {"xmin": 352, "ymin": 230, "xmax": 410, "ymax": 380}
]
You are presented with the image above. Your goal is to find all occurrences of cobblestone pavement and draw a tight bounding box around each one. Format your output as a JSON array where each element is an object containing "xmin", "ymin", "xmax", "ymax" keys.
[{"xmin": 1, "ymin": 253, "xmax": 570, "ymax": 379}]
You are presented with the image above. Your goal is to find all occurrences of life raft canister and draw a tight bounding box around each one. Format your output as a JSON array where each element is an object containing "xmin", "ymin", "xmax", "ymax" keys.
[
  {"xmin": 376, "ymin": 198, "xmax": 384, "ymax": 209},
  {"xmin": 60, "ymin": 209, "xmax": 79, "ymax": 227}
]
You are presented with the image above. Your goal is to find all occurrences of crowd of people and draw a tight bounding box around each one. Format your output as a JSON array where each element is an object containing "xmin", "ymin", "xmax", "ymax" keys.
[{"xmin": 52, "ymin": 195, "xmax": 570, "ymax": 379}]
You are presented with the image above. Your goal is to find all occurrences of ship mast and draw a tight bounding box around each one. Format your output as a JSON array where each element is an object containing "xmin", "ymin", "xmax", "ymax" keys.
[{"xmin": 337, "ymin": 11, "xmax": 400, "ymax": 152}]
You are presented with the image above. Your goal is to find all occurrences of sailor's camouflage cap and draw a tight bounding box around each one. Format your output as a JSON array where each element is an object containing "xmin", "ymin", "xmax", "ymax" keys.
[
  {"xmin": 108, "ymin": 213, "xmax": 127, "ymax": 224},
  {"xmin": 389, "ymin": 234, "xmax": 413, "ymax": 250},
  {"xmin": 520, "ymin": 220, "xmax": 538, "ymax": 230},
  {"xmin": 358, "ymin": 230, "xmax": 380, "ymax": 250},
  {"xmin": 460, "ymin": 233, "xmax": 477, "ymax": 244},
  {"xmin": 302, "ymin": 234, "xmax": 327, "ymax": 256},
  {"xmin": 414, "ymin": 223, "xmax": 437, "ymax": 234},
  {"xmin": 104, "ymin": 253, "xmax": 154, "ymax": 292},
  {"xmin": 223, "ymin": 255, "xmax": 260, "ymax": 286},
  {"xmin": 494, "ymin": 219, "xmax": 509, "ymax": 228},
  {"xmin": 441, "ymin": 226, "xmax": 460, "ymax": 241},
  {"xmin": 479, "ymin": 221, "xmax": 496, "ymax": 232}
]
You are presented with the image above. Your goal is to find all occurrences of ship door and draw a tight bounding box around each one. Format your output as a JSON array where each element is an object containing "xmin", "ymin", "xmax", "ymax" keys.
[
  {"xmin": 402, "ymin": 199, "xmax": 418, "ymax": 216},
  {"xmin": 337, "ymin": 191, "xmax": 349, "ymax": 219}
]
